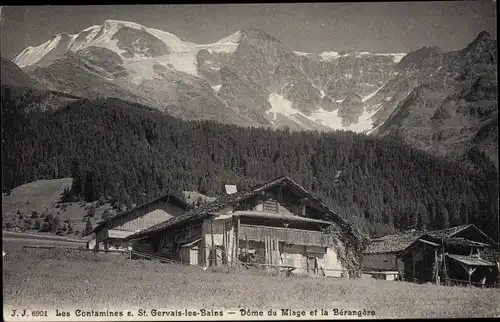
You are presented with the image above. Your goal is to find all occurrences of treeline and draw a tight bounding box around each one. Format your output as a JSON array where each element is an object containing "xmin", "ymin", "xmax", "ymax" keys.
[{"xmin": 2, "ymin": 89, "xmax": 498, "ymax": 239}]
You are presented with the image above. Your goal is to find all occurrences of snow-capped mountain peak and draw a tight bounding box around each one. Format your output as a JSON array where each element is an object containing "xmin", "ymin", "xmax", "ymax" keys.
[
  {"xmin": 12, "ymin": 20, "xmax": 424, "ymax": 134},
  {"xmin": 103, "ymin": 19, "xmax": 146, "ymax": 30},
  {"xmin": 214, "ymin": 30, "xmax": 242, "ymax": 44}
]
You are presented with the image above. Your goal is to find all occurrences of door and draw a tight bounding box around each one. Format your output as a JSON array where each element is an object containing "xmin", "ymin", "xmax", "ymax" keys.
[
  {"xmin": 190, "ymin": 247, "xmax": 199, "ymax": 266},
  {"xmin": 307, "ymin": 257, "xmax": 318, "ymax": 275}
]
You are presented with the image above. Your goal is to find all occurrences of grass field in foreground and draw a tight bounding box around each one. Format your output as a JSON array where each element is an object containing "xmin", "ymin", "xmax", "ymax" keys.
[{"xmin": 3, "ymin": 246, "xmax": 500, "ymax": 319}]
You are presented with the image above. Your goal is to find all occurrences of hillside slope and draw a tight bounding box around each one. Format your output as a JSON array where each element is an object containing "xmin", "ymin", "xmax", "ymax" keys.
[
  {"xmin": 1, "ymin": 57, "xmax": 44, "ymax": 89},
  {"xmin": 374, "ymin": 32, "xmax": 498, "ymax": 168},
  {"xmin": 2, "ymin": 178, "xmax": 116, "ymax": 235},
  {"xmin": 2, "ymin": 178, "xmax": 72, "ymax": 215}
]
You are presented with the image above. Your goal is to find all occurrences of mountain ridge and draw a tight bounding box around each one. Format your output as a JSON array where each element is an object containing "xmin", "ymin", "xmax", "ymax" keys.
[
  {"xmin": 8, "ymin": 21, "xmax": 497, "ymax": 167},
  {"xmin": 12, "ymin": 20, "xmax": 407, "ymax": 133}
]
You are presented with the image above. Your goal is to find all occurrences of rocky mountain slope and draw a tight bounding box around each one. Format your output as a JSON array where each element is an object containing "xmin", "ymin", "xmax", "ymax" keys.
[
  {"xmin": 12, "ymin": 20, "xmax": 405, "ymax": 132},
  {"xmin": 373, "ymin": 31, "xmax": 498, "ymax": 168}
]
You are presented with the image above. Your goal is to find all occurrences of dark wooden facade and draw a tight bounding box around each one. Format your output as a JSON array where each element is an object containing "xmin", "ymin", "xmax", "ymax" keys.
[{"xmin": 397, "ymin": 230, "xmax": 498, "ymax": 287}]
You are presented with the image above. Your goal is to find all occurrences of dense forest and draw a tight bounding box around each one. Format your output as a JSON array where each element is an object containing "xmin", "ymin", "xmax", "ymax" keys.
[{"xmin": 2, "ymin": 88, "xmax": 498, "ymax": 240}]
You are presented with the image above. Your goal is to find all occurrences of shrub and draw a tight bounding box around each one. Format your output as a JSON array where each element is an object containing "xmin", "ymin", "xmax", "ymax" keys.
[
  {"xmin": 97, "ymin": 197, "xmax": 106, "ymax": 207},
  {"xmin": 43, "ymin": 212, "xmax": 54, "ymax": 222},
  {"xmin": 30, "ymin": 211, "xmax": 39, "ymax": 218},
  {"xmin": 34, "ymin": 219, "xmax": 41, "ymax": 230},
  {"xmin": 83, "ymin": 217, "xmax": 92, "ymax": 236},
  {"xmin": 39, "ymin": 222, "xmax": 50, "ymax": 232},
  {"xmin": 60, "ymin": 186, "xmax": 73, "ymax": 203},
  {"xmin": 88, "ymin": 205, "xmax": 96, "ymax": 218},
  {"xmin": 54, "ymin": 215, "xmax": 61, "ymax": 231},
  {"xmin": 101, "ymin": 209, "xmax": 112, "ymax": 220}
]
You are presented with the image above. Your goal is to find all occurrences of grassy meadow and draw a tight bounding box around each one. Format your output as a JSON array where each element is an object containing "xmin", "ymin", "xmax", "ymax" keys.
[
  {"xmin": 3, "ymin": 242, "xmax": 500, "ymax": 319},
  {"xmin": 2, "ymin": 178, "xmax": 115, "ymax": 235}
]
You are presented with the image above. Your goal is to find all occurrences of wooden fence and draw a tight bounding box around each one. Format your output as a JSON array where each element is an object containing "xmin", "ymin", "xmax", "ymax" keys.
[
  {"xmin": 20, "ymin": 243, "xmax": 361, "ymax": 278},
  {"xmin": 21, "ymin": 244, "xmax": 129, "ymax": 255}
]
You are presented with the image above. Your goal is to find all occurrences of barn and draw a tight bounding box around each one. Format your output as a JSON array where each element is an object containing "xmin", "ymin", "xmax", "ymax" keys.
[
  {"xmin": 397, "ymin": 225, "xmax": 498, "ymax": 286},
  {"xmin": 9, "ymin": 224, "xmax": 25, "ymax": 233},
  {"xmin": 89, "ymin": 193, "xmax": 191, "ymax": 251},
  {"xmin": 362, "ymin": 224, "xmax": 498, "ymax": 284},
  {"xmin": 125, "ymin": 177, "xmax": 365, "ymax": 277},
  {"xmin": 362, "ymin": 230, "xmax": 424, "ymax": 273}
]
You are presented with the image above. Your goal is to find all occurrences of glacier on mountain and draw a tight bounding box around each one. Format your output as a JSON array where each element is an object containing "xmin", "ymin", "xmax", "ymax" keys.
[{"xmin": 13, "ymin": 19, "xmax": 408, "ymax": 134}]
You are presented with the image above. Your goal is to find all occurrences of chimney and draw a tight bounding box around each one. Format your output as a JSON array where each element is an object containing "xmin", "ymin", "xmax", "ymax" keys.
[{"xmin": 225, "ymin": 185, "xmax": 237, "ymax": 195}]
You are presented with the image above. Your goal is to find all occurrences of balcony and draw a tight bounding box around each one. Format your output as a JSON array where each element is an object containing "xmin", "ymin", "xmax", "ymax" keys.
[{"xmin": 239, "ymin": 224, "xmax": 329, "ymax": 247}]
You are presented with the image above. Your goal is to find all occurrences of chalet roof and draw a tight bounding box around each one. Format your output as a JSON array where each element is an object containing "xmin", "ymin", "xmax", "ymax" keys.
[
  {"xmin": 397, "ymin": 234, "xmax": 492, "ymax": 259},
  {"xmin": 125, "ymin": 176, "xmax": 359, "ymax": 243},
  {"xmin": 90, "ymin": 192, "xmax": 191, "ymax": 234},
  {"xmin": 425, "ymin": 224, "xmax": 472, "ymax": 239},
  {"xmin": 364, "ymin": 231, "xmax": 425, "ymax": 254},
  {"xmin": 446, "ymin": 254, "xmax": 496, "ymax": 267},
  {"xmin": 364, "ymin": 224, "xmax": 491, "ymax": 255},
  {"xmin": 426, "ymin": 224, "xmax": 495, "ymax": 244},
  {"xmin": 422, "ymin": 235, "xmax": 491, "ymax": 248},
  {"xmin": 231, "ymin": 210, "xmax": 332, "ymax": 225}
]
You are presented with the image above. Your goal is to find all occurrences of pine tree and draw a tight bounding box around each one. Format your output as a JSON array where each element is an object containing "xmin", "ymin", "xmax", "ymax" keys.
[
  {"xmin": 87, "ymin": 205, "xmax": 96, "ymax": 218},
  {"xmin": 71, "ymin": 159, "xmax": 83, "ymax": 197},
  {"xmin": 436, "ymin": 200, "xmax": 450, "ymax": 229},
  {"xmin": 84, "ymin": 217, "xmax": 92, "ymax": 236},
  {"xmin": 34, "ymin": 219, "xmax": 41, "ymax": 231},
  {"xmin": 84, "ymin": 171, "xmax": 99, "ymax": 202}
]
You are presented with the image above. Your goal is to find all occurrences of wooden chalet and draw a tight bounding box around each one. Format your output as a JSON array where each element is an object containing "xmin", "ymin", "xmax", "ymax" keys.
[
  {"xmin": 396, "ymin": 225, "xmax": 498, "ymax": 287},
  {"xmin": 89, "ymin": 193, "xmax": 191, "ymax": 251},
  {"xmin": 362, "ymin": 230, "xmax": 423, "ymax": 273},
  {"xmin": 125, "ymin": 176, "xmax": 364, "ymax": 277},
  {"xmin": 9, "ymin": 223, "xmax": 25, "ymax": 233}
]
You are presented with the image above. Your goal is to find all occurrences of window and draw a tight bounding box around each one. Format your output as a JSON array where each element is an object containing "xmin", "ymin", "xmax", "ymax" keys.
[{"xmin": 263, "ymin": 200, "xmax": 279, "ymax": 213}]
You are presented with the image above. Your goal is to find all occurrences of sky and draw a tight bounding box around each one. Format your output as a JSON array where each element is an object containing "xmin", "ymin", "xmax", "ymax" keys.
[{"xmin": 0, "ymin": 2, "xmax": 497, "ymax": 60}]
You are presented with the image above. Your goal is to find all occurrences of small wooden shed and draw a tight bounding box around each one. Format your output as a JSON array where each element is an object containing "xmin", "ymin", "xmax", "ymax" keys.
[{"xmin": 179, "ymin": 238, "xmax": 201, "ymax": 266}]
